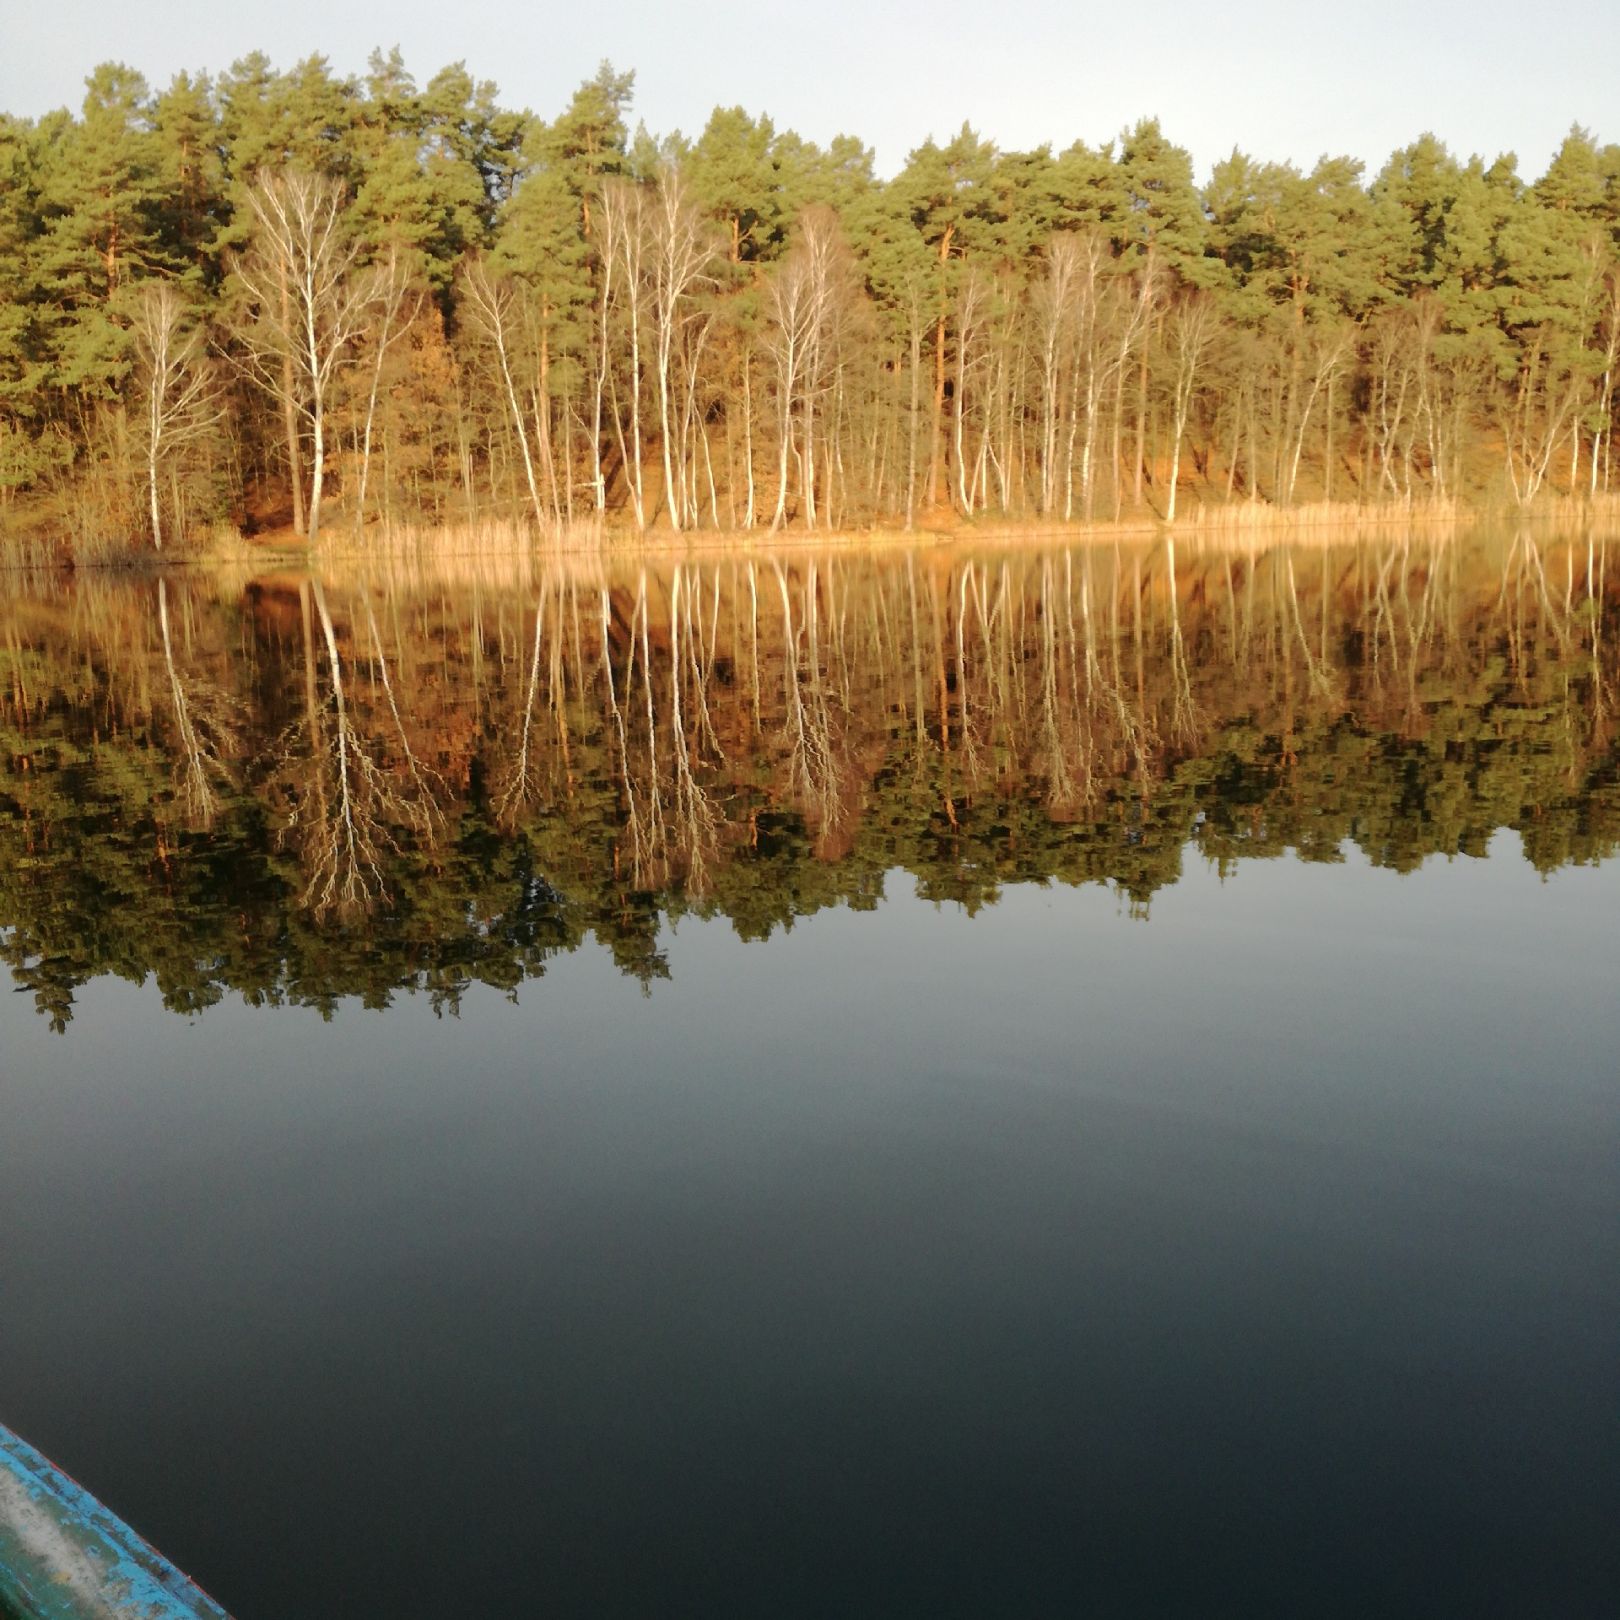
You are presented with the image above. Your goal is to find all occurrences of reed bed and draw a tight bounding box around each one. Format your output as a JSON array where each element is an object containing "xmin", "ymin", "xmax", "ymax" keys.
[{"xmin": 8, "ymin": 488, "xmax": 1620, "ymax": 576}]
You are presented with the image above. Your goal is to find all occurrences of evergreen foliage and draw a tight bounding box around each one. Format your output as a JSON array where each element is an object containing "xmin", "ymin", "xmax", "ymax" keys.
[{"xmin": 3, "ymin": 56, "xmax": 1619, "ymax": 550}]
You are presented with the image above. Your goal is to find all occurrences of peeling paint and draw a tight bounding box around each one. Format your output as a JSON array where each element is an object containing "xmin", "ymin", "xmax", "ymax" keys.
[{"xmin": 0, "ymin": 1425, "xmax": 231, "ymax": 1620}]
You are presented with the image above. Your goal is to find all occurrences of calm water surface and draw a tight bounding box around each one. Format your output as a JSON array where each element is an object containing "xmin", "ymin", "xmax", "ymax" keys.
[{"xmin": 1, "ymin": 534, "xmax": 1616, "ymax": 1616}]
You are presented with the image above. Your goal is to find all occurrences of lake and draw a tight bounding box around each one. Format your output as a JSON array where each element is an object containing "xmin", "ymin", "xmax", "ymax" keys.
[{"xmin": 1, "ymin": 531, "xmax": 1615, "ymax": 1616}]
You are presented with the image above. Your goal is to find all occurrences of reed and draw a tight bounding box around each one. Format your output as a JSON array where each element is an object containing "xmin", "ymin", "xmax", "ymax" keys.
[{"xmin": 9, "ymin": 488, "xmax": 1620, "ymax": 575}]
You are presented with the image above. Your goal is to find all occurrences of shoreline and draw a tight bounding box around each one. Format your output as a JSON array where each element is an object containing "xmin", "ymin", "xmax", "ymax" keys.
[{"xmin": 5, "ymin": 492, "xmax": 1620, "ymax": 576}]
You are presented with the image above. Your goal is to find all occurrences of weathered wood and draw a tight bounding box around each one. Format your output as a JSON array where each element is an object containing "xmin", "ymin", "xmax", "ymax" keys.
[{"xmin": 0, "ymin": 1425, "xmax": 230, "ymax": 1620}]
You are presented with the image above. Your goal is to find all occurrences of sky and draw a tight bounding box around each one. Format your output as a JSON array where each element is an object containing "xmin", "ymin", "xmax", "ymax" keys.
[{"xmin": 2, "ymin": 0, "xmax": 1615, "ymax": 183}]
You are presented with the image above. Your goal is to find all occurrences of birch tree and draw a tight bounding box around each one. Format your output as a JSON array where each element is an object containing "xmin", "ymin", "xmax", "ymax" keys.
[
  {"xmin": 129, "ymin": 280, "xmax": 222, "ymax": 549},
  {"xmin": 460, "ymin": 254, "xmax": 547, "ymax": 526},
  {"xmin": 1163, "ymin": 290, "xmax": 1219, "ymax": 523},
  {"xmin": 646, "ymin": 164, "xmax": 716, "ymax": 530},
  {"xmin": 230, "ymin": 170, "xmax": 372, "ymax": 541}
]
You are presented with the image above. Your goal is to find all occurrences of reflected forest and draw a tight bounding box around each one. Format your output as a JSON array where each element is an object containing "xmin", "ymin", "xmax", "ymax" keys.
[
  {"xmin": 2, "ymin": 55, "xmax": 1620, "ymax": 557},
  {"xmin": 2, "ymin": 532, "xmax": 1615, "ymax": 1028}
]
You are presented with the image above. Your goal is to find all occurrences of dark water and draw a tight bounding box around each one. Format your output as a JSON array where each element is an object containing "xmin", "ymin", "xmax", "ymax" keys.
[{"xmin": 1, "ymin": 535, "xmax": 1616, "ymax": 1616}]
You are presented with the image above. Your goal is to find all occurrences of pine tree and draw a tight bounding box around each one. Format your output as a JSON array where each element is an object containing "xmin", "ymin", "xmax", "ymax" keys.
[
  {"xmin": 150, "ymin": 71, "xmax": 225, "ymax": 279},
  {"xmin": 1115, "ymin": 118, "xmax": 1210, "ymax": 283},
  {"xmin": 895, "ymin": 124, "xmax": 998, "ymax": 506},
  {"xmin": 687, "ymin": 107, "xmax": 782, "ymax": 265},
  {"xmin": 35, "ymin": 65, "xmax": 171, "ymax": 393},
  {"xmin": 0, "ymin": 114, "xmax": 58, "ymax": 494}
]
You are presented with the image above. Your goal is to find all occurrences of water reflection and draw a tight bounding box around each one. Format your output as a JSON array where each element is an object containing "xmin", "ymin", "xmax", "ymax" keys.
[{"xmin": 1, "ymin": 529, "xmax": 1614, "ymax": 1027}]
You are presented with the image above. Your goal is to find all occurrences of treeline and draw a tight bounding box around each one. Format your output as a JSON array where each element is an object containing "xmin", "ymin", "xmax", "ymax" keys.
[
  {"xmin": 3, "ymin": 52, "xmax": 1620, "ymax": 553},
  {"xmin": 3, "ymin": 534, "xmax": 1614, "ymax": 1025}
]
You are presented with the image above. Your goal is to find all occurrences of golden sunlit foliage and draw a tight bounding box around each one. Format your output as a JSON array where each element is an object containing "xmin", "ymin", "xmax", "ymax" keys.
[{"xmin": 2, "ymin": 58, "xmax": 1619, "ymax": 558}]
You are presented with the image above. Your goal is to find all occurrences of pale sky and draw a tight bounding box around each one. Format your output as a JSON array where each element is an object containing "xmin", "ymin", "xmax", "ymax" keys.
[{"xmin": 2, "ymin": 0, "xmax": 1614, "ymax": 183}]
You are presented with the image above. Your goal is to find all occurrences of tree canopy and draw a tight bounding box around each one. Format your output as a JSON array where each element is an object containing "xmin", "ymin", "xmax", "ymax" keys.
[{"xmin": 2, "ymin": 56, "xmax": 1619, "ymax": 553}]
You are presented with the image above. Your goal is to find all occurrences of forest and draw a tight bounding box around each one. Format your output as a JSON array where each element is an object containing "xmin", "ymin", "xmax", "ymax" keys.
[
  {"xmin": 2, "ymin": 532, "xmax": 1614, "ymax": 1026},
  {"xmin": 2, "ymin": 52, "xmax": 1620, "ymax": 557}
]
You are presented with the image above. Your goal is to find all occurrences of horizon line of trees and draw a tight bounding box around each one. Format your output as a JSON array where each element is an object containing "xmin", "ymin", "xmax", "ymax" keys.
[{"xmin": 3, "ymin": 51, "xmax": 1620, "ymax": 553}]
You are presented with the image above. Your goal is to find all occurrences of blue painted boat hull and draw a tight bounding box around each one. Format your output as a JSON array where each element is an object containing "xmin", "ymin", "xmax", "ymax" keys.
[{"xmin": 0, "ymin": 1424, "xmax": 230, "ymax": 1619}]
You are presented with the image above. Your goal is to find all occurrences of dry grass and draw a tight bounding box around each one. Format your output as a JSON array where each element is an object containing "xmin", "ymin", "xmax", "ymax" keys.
[{"xmin": 9, "ymin": 488, "xmax": 1620, "ymax": 578}]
